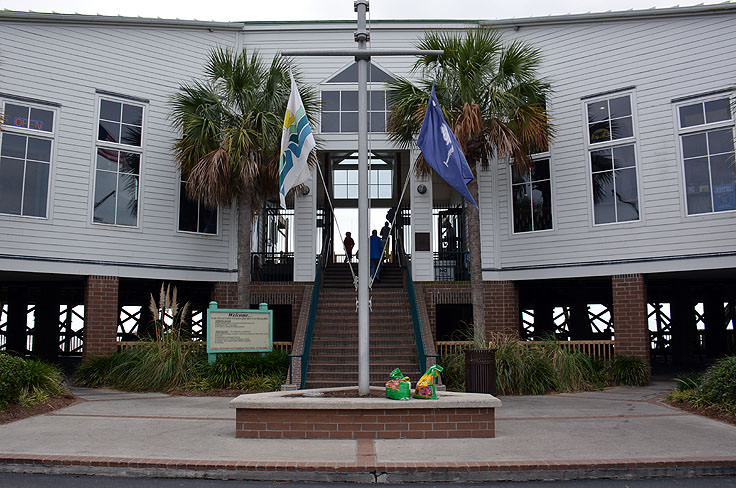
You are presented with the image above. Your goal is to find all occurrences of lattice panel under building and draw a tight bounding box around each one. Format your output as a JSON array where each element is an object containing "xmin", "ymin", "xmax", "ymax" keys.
[
  {"xmin": 0, "ymin": 303, "xmax": 7, "ymax": 351},
  {"xmin": 647, "ymin": 302, "xmax": 672, "ymax": 358},
  {"xmin": 25, "ymin": 304, "xmax": 35, "ymax": 354},
  {"xmin": 58, "ymin": 305, "xmax": 84, "ymax": 355},
  {"xmin": 588, "ymin": 304, "xmax": 614, "ymax": 339},
  {"xmin": 553, "ymin": 306, "xmax": 571, "ymax": 340},
  {"xmin": 521, "ymin": 309, "xmax": 534, "ymax": 339},
  {"xmin": 118, "ymin": 305, "xmax": 142, "ymax": 341}
]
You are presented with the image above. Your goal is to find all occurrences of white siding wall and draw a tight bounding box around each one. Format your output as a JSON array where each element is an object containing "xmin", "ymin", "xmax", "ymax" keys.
[
  {"xmin": 293, "ymin": 167, "xmax": 317, "ymax": 281},
  {"xmin": 0, "ymin": 20, "xmax": 240, "ymax": 281},
  {"xmin": 483, "ymin": 12, "xmax": 736, "ymax": 280},
  {"xmin": 3, "ymin": 9, "xmax": 736, "ymax": 284},
  {"xmin": 410, "ymin": 149, "xmax": 434, "ymax": 281}
]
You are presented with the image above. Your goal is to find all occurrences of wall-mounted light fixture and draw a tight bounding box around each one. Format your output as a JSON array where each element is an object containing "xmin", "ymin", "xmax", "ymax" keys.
[
  {"xmin": 301, "ymin": 185, "xmax": 310, "ymax": 196},
  {"xmin": 417, "ymin": 184, "xmax": 427, "ymax": 195}
]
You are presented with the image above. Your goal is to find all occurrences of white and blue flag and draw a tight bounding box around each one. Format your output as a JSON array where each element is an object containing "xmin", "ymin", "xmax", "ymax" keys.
[
  {"xmin": 417, "ymin": 84, "xmax": 477, "ymax": 208},
  {"xmin": 279, "ymin": 73, "xmax": 315, "ymax": 209}
]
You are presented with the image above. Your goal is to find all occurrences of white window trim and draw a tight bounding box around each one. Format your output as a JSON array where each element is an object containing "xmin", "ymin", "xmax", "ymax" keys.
[
  {"xmin": 90, "ymin": 94, "xmax": 146, "ymax": 229},
  {"xmin": 508, "ymin": 152, "xmax": 555, "ymax": 235},
  {"xmin": 319, "ymin": 86, "xmax": 391, "ymax": 135},
  {"xmin": 674, "ymin": 93, "xmax": 736, "ymax": 217},
  {"xmin": 176, "ymin": 173, "xmax": 220, "ymax": 237},
  {"xmin": 582, "ymin": 90, "xmax": 643, "ymax": 227},
  {"xmin": 0, "ymin": 98, "xmax": 58, "ymax": 220}
]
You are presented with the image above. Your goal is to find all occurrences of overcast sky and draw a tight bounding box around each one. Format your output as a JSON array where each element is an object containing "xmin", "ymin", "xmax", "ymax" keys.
[{"xmin": 0, "ymin": 0, "xmax": 729, "ymax": 22}]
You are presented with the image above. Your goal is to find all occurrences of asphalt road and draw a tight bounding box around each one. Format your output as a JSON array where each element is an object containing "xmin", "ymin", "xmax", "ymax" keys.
[{"xmin": 1, "ymin": 473, "xmax": 735, "ymax": 487}]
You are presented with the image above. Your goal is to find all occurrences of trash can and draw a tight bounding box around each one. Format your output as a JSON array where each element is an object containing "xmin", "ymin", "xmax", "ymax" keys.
[{"xmin": 464, "ymin": 348, "xmax": 496, "ymax": 395}]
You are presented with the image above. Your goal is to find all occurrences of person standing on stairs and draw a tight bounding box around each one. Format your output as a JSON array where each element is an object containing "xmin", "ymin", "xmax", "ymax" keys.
[
  {"xmin": 370, "ymin": 229, "xmax": 383, "ymax": 280},
  {"xmin": 380, "ymin": 221, "xmax": 391, "ymax": 263},
  {"xmin": 343, "ymin": 232, "xmax": 355, "ymax": 263}
]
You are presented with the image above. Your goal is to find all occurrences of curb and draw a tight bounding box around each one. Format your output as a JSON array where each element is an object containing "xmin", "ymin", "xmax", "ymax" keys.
[{"xmin": 1, "ymin": 455, "xmax": 736, "ymax": 482}]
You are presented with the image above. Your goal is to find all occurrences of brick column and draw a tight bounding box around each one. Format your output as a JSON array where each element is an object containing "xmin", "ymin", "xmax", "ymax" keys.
[
  {"xmin": 83, "ymin": 276, "xmax": 119, "ymax": 359},
  {"xmin": 484, "ymin": 281, "xmax": 520, "ymax": 338},
  {"xmin": 211, "ymin": 281, "xmax": 238, "ymax": 309},
  {"xmin": 612, "ymin": 274, "xmax": 650, "ymax": 364}
]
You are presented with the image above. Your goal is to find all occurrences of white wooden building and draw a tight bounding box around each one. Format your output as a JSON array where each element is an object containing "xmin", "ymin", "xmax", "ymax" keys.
[{"xmin": 0, "ymin": 4, "xmax": 735, "ymax": 373}]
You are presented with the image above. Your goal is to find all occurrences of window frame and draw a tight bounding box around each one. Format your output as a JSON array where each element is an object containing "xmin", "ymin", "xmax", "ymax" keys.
[
  {"xmin": 674, "ymin": 93, "xmax": 736, "ymax": 217},
  {"xmin": 176, "ymin": 174, "xmax": 219, "ymax": 236},
  {"xmin": 330, "ymin": 152, "xmax": 394, "ymax": 201},
  {"xmin": 0, "ymin": 98, "xmax": 58, "ymax": 220},
  {"xmin": 90, "ymin": 94, "xmax": 146, "ymax": 228},
  {"xmin": 508, "ymin": 153, "xmax": 554, "ymax": 235},
  {"xmin": 583, "ymin": 91, "xmax": 642, "ymax": 226},
  {"xmin": 319, "ymin": 87, "xmax": 390, "ymax": 134}
]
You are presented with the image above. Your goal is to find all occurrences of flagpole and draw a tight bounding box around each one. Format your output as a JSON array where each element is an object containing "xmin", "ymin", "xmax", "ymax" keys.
[
  {"xmin": 355, "ymin": 0, "xmax": 370, "ymax": 395},
  {"xmin": 281, "ymin": 0, "xmax": 442, "ymax": 396}
]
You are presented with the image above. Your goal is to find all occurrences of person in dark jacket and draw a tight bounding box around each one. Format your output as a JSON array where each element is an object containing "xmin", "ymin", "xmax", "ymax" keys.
[
  {"xmin": 370, "ymin": 229, "xmax": 383, "ymax": 279},
  {"xmin": 343, "ymin": 232, "xmax": 355, "ymax": 262}
]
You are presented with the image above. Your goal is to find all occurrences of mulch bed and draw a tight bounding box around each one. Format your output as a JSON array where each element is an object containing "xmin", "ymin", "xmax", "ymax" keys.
[
  {"xmin": 666, "ymin": 399, "xmax": 736, "ymax": 427},
  {"xmin": 287, "ymin": 388, "xmax": 387, "ymax": 398},
  {"xmin": 0, "ymin": 394, "xmax": 77, "ymax": 425}
]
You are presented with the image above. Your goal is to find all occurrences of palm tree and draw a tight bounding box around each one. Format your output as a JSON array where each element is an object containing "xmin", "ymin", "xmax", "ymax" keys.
[
  {"xmin": 388, "ymin": 27, "xmax": 552, "ymax": 342},
  {"xmin": 171, "ymin": 47, "xmax": 316, "ymax": 307}
]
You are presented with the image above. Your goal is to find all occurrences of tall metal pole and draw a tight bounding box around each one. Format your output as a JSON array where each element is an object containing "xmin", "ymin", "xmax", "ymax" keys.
[
  {"xmin": 281, "ymin": 0, "xmax": 441, "ymax": 396},
  {"xmin": 355, "ymin": 0, "xmax": 370, "ymax": 396}
]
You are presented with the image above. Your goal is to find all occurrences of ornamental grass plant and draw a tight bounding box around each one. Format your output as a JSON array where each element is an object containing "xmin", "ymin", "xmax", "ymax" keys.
[
  {"xmin": 439, "ymin": 329, "xmax": 646, "ymax": 395},
  {"xmin": 74, "ymin": 284, "xmax": 289, "ymax": 393}
]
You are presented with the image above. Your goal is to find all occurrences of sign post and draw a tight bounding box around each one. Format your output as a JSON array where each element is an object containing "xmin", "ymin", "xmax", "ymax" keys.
[{"xmin": 206, "ymin": 301, "xmax": 273, "ymax": 364}]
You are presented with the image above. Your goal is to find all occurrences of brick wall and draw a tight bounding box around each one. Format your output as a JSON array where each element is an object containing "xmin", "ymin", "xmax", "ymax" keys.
[
  {"xmin": 83, "ymin": 276, "xmax": 119, "ymax": 358},
  {"xmin": 612, "ymin": 274, "xmax": 649, "ymax": 364},
  {"xmin": 235, "ymin": 407, "xmax": 495, "ymax": 439},
  {"xmin": 418, "ymin": 282, "xmax": 520, "ymax": 340},
  {"xmin": 211, "ymin": 282, "xmax": 238, "ymax": 309},
  {"xmin": 484, "ymin": 281, "xmax": 520, "ymax": 338},
  {"xmin": 418, "ymin": 282, "xmax": 471, "ymax": 339}
]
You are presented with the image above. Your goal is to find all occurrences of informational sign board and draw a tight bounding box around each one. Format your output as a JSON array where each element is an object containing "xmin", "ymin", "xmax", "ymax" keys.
[{"xmin": 206, "ymin": 301, "xmax": 273, "ymax": 364}]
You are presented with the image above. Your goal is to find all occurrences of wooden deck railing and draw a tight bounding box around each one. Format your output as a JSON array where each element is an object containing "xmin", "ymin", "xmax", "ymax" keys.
[
  {"xmin": 116, "ymin": 341, "xmax": 292, "ymax": 353},
  {"xmin": 436, "ymin": 340, "xmax": 615, "ymax": 361}
]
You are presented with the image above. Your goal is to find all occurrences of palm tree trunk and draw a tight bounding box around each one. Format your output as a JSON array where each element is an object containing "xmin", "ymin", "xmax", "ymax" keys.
[
  {"xmin": 237, "ymin": 197, "xmax": 252, "ymax": 309},
  {"xmin": 466, "ymin": 177, "xmax": 486, "ymax": 344}
]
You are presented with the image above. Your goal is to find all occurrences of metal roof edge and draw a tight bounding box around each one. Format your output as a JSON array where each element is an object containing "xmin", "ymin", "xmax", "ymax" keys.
[
  {"xmin": 0, "ymin": 10, "xmax": 243, "ymax": 30},
  {"xmin": 479, "ymin": 3, "xmax": 736, "ymax": 27}
]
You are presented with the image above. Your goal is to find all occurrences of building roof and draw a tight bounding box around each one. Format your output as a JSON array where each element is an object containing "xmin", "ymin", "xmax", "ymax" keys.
[{"xmin": 0, "ymin": 2, "xmax": 735, "ymax": 30}]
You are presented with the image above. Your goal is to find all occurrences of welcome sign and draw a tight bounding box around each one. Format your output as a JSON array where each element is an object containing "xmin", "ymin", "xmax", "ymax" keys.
[{"xmin": 206, "ymin": 301, "xmax": 273, "ymax": 363}]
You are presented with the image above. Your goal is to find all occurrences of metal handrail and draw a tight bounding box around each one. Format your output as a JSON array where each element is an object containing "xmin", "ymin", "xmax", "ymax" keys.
[
  {"xmin": 397, "ymin": 236, "xmax": 427, "ymax": 373},
  {"xmin": 290, "ymin": 233, "xmax": 330, "ymax": 388}
]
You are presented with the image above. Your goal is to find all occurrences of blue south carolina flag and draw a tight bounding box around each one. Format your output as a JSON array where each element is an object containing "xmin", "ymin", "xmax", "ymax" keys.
[{"xmin": 417, "ymin": 85, "xmax": 477, "ymax": 208}]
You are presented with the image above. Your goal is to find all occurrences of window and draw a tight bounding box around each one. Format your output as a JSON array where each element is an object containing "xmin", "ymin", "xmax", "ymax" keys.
[
  {"xmin": 320, "ymin": 62, "xmax": 394, "ymax": 134},
  {"xmin": 321, "ymin": 90, "xmax": 389, "ymax": 133},
  {"xmin": 179, "ymin": 178, "xmax": 217, "ymax": 234},
  {"xmin": 0, "ymin": 100, "xmax": 55, "ymax": 217},
  {"xmin": 677, "ymin": 96, "xmax": 735, "ymax": 215},
  {"xmin": 512, "ymin": 158, "xmax": 552, "ymax": 233},
  {"xmin": 585, "ymin": 94, "xmax": 639, "ymax": 224},
  {"xmin": 331, "ymin": 152, "xmax": 393, "ymax": 199},
  {"xmin": 93, "ymin": 98, "xmax": 144, "ymax": 226}
]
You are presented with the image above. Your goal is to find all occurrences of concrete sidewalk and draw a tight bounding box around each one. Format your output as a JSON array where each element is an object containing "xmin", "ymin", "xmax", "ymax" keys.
[{"xmin": 0, "ymin": 381, "xmax": 735, "ymax": 482}]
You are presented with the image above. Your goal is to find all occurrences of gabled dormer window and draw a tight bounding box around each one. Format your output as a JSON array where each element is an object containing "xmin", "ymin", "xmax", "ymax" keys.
[{"xmin": 320, "ymin": 62, "xmax": 394, "ymax": 134}]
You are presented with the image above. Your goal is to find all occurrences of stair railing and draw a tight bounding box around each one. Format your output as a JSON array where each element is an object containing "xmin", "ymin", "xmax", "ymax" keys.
[
  {"xmin": 289, "ymin": 232, "xmax": 330, "ymax": 389},
  {"xmin": 397, "ymin": 236, "xmax": 434, "ymax": 374}
]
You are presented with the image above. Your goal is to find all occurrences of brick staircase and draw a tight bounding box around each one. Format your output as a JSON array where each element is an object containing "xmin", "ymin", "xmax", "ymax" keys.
[{"xmin": 305, "ymin": 262, "xmax": 420, "ymax": 388}]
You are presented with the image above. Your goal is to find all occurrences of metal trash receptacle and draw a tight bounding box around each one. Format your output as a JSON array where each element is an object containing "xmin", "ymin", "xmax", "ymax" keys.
[{"xmin": 464, "ymin": 348, "xmax": 496, "ymax": 395}]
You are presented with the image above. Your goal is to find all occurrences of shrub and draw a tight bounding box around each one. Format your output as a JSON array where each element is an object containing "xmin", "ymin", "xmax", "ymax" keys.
[
  {"xmin": 438, "ymin": 352, "xmax": 465, "ymax": 391},
  {"xmin": 0, "ymin": 353, "xmax": 67, "ymax": 410},
  {"xmin": 0, "ymin": 353, "xmax": 30, "ymax": 409},
  {"xmin": 206, "ymin": 350, "xmax": 288, "ymax": 389},
  {"xmin": 698, "ymin": 355, "xmax": 736, "ymax": 412},
  {"xmin": 609, "ymin": 355, "xmax": 650, "ymax": 386}
]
